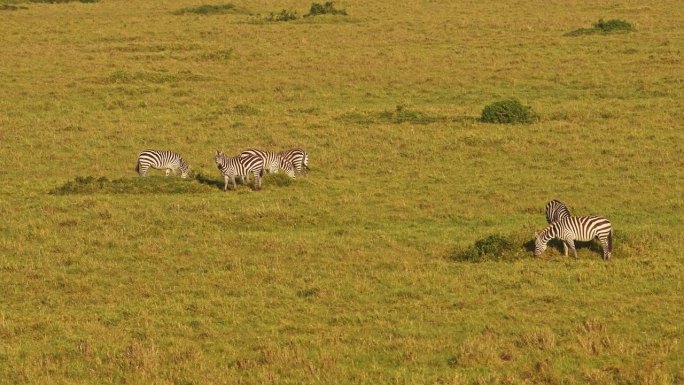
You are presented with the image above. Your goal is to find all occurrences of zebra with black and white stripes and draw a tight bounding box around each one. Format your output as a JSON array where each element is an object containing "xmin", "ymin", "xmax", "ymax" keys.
[
  {"xmin": 534, "ymin": 216, "xmax": 613, "ymax": 260},
  {"xmin": 278, "ymin": 148, "xmax": 309, "ymax": 176},
  {"xmin": 239, "ymin": 149, "xmax": 295, "ymax": 178},
  {"xmin": 135, "ymin": 150, "xmax": 189, "ymax": 178},
  {"xmin": 545, "ymin": 199, "xmax": 572, "ymax": 256},
  {"xmin": 215, "ymin": 150, "xmax": 264, "ymax": 191}
]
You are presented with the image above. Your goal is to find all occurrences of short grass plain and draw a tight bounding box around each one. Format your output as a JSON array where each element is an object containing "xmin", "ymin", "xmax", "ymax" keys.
[{"xmin": 1, "ymin": 0, "xmax": 683, "ymax": 384}]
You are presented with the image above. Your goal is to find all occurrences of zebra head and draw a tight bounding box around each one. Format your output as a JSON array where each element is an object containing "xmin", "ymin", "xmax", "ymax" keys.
[
  {"xmin": 533, "ymin": 231, "xmax": 547, "ymax": 257},
  {"xmin": 215, "ymin": 150, "xmax": 226, "ymax": 168}
]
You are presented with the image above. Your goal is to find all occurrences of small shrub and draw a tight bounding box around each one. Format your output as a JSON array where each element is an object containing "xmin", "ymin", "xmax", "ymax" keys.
[
  {"xmin": 305, "ymin": 2, "xmax": 347, "ymax": 17},
  {"xmin": 566, "ymin": 18, "xmax": 635, "ymax": 36},
  {"xmin": 593, "ymin": 18, "xmax": 634, "ymax": 33},
  {"xmin": 265, "ymin": 9, "xmax": 298, "ymax": 22},
  {"xmin": 450, "ymin": 234, "xmax": 524, "ymax": 263},
  {"xmin": 480, "ymin": 99, "xmax": 537, "ymax": 124}
]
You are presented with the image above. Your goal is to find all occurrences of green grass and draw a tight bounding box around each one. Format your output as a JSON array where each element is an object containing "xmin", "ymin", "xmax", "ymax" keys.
[{"xmin": 1, "ymin": 0, "xmax": 683, "ymax": 384}]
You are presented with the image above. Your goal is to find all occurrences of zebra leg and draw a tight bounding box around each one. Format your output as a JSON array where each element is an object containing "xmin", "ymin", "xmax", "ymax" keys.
[
  {"xmin": 139, "ymin": 166, "xmax": 148, "ymax": 177},
  {"xmin": 231, "ymin": 175, "xmax": 237, "ymax": 191},
  {"xmin": 223, "ymin": 175, "xmax": 229, "ymax": 192},
  {"xmin": 600, "ymin": 238, "xmax": 611, "ymax": 260},
  {"xmin": 254, "ymin": 173, "xmax": 261, "ymax": 190},
  {"xmin": 567, "ymin": 240, "xmax": 578, "ymax": 259},
  {"xmin": 165, "ymin": 169, "xmax": 171, "ymax": 176},
  {"xmin": 563, "ymin": 241, "xmax": 569, "ymax": 257}
]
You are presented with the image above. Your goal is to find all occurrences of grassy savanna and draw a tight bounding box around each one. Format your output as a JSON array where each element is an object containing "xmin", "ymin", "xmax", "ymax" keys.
[{"xmin": 1, "ymin": 0, "xmax": 683, "ymax": 383}]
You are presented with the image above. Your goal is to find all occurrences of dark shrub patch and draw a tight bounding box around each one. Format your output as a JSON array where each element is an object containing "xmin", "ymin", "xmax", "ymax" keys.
[
  {"xmin": 30, "ymin": 0, "xmax": 97, "ymax": 3},
  {"xmin": 50, "ymin": 175, "xmax": 215, "ymax": 195},
  {"xmin": 174, "ymin": 4, "xmax": 248, "ymax": 15},
  {"xmin": 450, "ymin": 234, "xmax": 525, "ymax": 263},
  {"xmin": 566, "ymin": 18, "xmax": 635, "ymax": 36},
  {"xmin": 305, "ymin": 2, "xmax": 347, "ymax": 17},
  {"xmin": 1, "ymin": 4, "xmax": 28, "ymax": 10},
  {"xmin": 481, "ymin": 99, "xmax": 537, "ymax": 124},
  {"xmin": 266, "ymin": 9, "xmax": 299, "ymax": 22}
]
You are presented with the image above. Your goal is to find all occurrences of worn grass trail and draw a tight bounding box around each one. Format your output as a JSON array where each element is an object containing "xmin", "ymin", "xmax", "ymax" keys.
[{"xmin": 1, "ymin": 0, "xmax": 683, "ymax": 384}]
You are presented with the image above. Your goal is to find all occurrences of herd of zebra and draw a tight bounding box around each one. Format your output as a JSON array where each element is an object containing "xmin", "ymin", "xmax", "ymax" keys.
[
  {"xmin": 135, "ymin": 148, "xmax": 309, "ymax": 191},
  {"xmin": 136, "ymin": 150, "xmax": 613, "ymax": 260},
  {"xmin": 536, "ymin": 199, "xmax": 613, "ymax": 260}
]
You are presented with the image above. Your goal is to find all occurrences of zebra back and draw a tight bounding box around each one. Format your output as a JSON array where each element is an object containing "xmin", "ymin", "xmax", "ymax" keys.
[
  {"xmin": 545, "ymin": 199, "xmax": 571, "ymax": 224},
  {"xmin": 240, "ymin": 148, "xmax": 281, "ymax": 173}
]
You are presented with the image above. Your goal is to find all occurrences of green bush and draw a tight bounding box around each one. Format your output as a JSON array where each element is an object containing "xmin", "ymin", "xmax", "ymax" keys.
[
  {"xmin": 305, "ymin": 2, "xmax": 347, "ymax": 17},
  {"xmin": 480, "ymin": 99, "xmax": 537, "ymax": 124},
  {"xmin": 566, "ymin": 18, "xmax": 635, "ymax": 36},
  {"xmin": 450, "ymin": 234, "xmax": 524, "ymax": 263}
]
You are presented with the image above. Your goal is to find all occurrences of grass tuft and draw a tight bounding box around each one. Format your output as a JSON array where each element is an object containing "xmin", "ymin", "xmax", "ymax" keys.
[
  {"xmin": 566, "ymin": 18, "xmax": 635, "ymax": 36},
  {"xmin": 480, "ymin": 99, "xmax": 537, "ymax": 124},
  {"xmin": 263, "ymin": 172, "xmax": 294, "ymax": 188},
  {"xmin": 449, "ymin": 234, "xmax": 526, "ymax": 262},
  {"xmin": 339, "ymin": 105, "xmax": 446, "ymax": 125}
]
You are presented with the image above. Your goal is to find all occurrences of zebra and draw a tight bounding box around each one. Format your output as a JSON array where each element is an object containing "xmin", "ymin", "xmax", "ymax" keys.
[
  {"xmin": 239, "ymin": 149, "xmax": 296, "ymax": 178},
  {"xmin": 135, "ymin": 150, "xmax": 189, "ymax": 178},
  {"xmin": 545, "ymin": 199, "xmax": 572, "ymax": 255},
  {"xmin": 278, "ymin": 148, "xmax": 309, "ymax": 176},
  {"xmin": 534, "ymin": 216, "xmax": 613, "ymax": 260},
  {"xmin": 214, "ymin": 150, "xmax": 264, "ymax": 191}
]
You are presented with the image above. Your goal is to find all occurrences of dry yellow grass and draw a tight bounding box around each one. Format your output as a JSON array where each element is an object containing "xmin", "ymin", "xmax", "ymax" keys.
[{"xmin": 1, "ymin": 0, "xmax": 683, "ymax": 384}]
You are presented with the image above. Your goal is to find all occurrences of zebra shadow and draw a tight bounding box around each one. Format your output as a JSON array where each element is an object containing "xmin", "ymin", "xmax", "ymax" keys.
[
  {"xmin": 194, "ymin": 173, "xmax": 258, "ymax": 191},
  {"xmin": 193, "ymin": 172, "xmax": 224, "ymax": 190}
]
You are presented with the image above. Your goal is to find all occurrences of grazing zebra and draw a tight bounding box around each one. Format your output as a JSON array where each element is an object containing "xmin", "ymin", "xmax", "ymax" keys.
[
  {"xmin": 215, "ymin": 150, "xmax": 264, "ymax": 191},
  {"xmin": 534, "ymin": 216, "xmax": 613, "ymax": 260},
  {"xmin": 239, "ymin": 149, "xmax": 296, "ymax": 178},
  {"xmin": 545, "ymin": 199, "xmax": 572, "ymax": 256},
  {"xmin": 278, "ymin": 148, "xmax": 309, "ymax": 175},
  {"xmin": 135, "ymin": 150, "xmax": 189, "ymax": 178}
]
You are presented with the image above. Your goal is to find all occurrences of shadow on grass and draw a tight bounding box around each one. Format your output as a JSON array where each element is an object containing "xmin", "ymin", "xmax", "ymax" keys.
[{"xmin": 193, "ymin": 171, "xmax": 224, "ymax": 191}]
